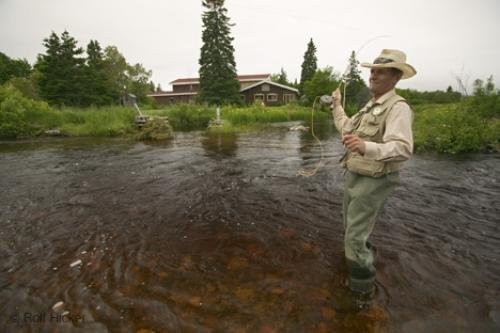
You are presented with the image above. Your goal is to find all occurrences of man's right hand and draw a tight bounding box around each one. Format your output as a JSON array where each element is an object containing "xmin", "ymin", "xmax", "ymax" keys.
[{"xmin": 331, "ymin": 88, "xmax": 342, "ymax": 109}]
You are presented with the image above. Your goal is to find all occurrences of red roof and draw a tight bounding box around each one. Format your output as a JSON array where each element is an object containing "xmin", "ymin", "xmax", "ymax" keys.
[{"xmin": 170, "ymin": 74, "xmax": 270, "ymax": 85}]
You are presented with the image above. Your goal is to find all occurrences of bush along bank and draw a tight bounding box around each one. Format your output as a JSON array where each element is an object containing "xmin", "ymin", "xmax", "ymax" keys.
[
  {"xmin": 413, "ymin": 101, "xmax": 499, "ymax": 154},
  {"xmin": 0, "ymin": 84, "xmax": 138, "ymax": 139}
]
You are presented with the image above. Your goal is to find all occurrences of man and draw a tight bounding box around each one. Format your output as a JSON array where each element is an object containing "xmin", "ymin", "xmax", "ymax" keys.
[{"xmin": 331, "ymin": 49, "xmax": 416, "ymax": 300}]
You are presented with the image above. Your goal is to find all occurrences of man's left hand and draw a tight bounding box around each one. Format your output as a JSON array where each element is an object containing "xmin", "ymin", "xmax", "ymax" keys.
[{"xmin": 342, "ymin": 134, "xmax": 366, "ymax": 155}]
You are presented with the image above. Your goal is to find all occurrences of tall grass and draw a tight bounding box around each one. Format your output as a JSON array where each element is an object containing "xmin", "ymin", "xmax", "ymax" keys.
[
  {"xmin": 59, "ymin": 106, "xmax": 136, "ymax": 137},
  {"xmin": 145, "ymin": 104, "xmax": 214, "ymax": 131},
  {"xmin": 222, "ymin": 104, "xmax": 329, "ymax": 125}
]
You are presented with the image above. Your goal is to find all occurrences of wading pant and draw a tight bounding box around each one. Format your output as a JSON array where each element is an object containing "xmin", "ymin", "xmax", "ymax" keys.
[{"xmin": 343, "ymin": 171, "xmax": 399, "ymax": 293}]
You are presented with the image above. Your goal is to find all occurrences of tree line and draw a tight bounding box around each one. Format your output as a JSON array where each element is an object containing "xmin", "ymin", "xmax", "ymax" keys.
[{"xmin": 1, "ymin": 31, "xmax": 154, "ymax": 107}]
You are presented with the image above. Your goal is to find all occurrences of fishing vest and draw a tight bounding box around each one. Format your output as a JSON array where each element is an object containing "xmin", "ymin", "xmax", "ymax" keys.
[{"xmin": 342, "ymin": 94, "xmax": 408, "ymax": 178}]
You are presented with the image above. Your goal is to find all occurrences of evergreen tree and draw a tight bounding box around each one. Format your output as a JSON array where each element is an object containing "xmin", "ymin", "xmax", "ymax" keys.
[
  {"xmin": 198, "ymin": 0, "xmax": 240, "ymax": 105},
  {"xmin": 35, "ymin": 31, "xmax": 85, "ymax": 106},
  {"xmin": 299, "ymin": 38, "xmax": 317, "ymax": 94},
  {"xmin": 82, "ymin": 40, "xmax": 115, "ymax": 105},
  {"xmin": 0, "ymin": 52, "xmax": 32, "ymax": 85},
  {"xmin": 344, "ymin": 51, "xmax": 369, "ymax": 107},
  {"xmin": 271, "ymin": 67, "xmax": 289, "ymax": 86}
]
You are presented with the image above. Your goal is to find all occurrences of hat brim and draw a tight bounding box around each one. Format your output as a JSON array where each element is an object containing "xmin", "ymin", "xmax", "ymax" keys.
[{"xmin": 361, "ymin": 62, "xmax": 417, "ymax": 79}]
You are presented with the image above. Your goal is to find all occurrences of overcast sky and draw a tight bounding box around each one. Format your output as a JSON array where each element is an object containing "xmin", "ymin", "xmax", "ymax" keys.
[{"xmin": 1, "ymin": 0, "xmax": 499, "ymax": 92}]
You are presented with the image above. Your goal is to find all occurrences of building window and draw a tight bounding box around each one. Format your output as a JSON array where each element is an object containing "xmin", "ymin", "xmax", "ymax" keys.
[
  {"xmin": 261, "ymin": 84, "xmax": 270, "ymax": 92},
  {"xmin": 267, "ymin": 93, "xmax": 278, "ymax": 102},
  {"xmin": 254, "ymin": 94, "xmax": 264, "ymax": 101},
  {"xmin": 283, "ymin": 94, "xmax": 296, "ymax": 103}
]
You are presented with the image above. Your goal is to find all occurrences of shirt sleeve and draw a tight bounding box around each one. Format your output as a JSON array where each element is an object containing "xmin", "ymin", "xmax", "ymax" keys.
[
  {"xmin": 331, "ymin": 104, "xmax": 353, "ymax": 135},
  {"xmin": 363, "ymin": 102, "xmax": 413, "ymax": 162}
]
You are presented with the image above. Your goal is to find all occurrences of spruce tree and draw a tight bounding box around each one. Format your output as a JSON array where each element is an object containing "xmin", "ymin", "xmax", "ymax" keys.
[
  {"xmin": 271, "ymin": 67, "xmax": 290, "ymax": 86},
  {"xmin": 83, "ymin": 40, "xmax": 114, "ymax": 105},
  {"xmin": 35, "ymin": 31, "xmax": 85, "ymax": 106},
  {"xmin": 344, "ymin": 51, "xmax": 369, "ymax": 107},
  {"xmin": 0, "ymin": 52, "xmax": 31, "ymax": 85},
  {"xmin": 198, "ymin": 0, "xmax": 240, "ymax": 105},
  {"xmin": 299, "ymin": 38, "xmax": 317, "ymax": 95}
]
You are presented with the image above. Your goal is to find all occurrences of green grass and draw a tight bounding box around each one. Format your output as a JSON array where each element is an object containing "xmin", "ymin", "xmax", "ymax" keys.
[
  {"xmin": 144, "ymin": 103, "xmax": 214, "ymax": 131},
  {"xmin": 58, "ymin": 106, "xmax": 136, "ymax": 137},
  {"xmin": 221, "ymin": 103, "xmax": 329, "ymax": 125}
]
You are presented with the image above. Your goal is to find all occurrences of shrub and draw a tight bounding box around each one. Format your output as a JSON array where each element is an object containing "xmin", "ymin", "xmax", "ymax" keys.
[
  {"xmin": 413, "ymin": 103, "xmax": 497, "ymax": 154},
  {"xmin": 0, "ymin": 84, "xmax": 59, "ymax": 138},
  {"xmin": 135, "ymin": 117, "xmax": 173, "ymax": 141},
  {"xmin": 145, "ymin": 104, "xmax": 214, "ymax": 131}
]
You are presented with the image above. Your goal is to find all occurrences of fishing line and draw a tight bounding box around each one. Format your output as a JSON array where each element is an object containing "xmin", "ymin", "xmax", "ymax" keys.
[
  {"xmin": 296, "ymin": 80, "xmax": 347, "ymax": 178},
  {"xmin": 296, "ymin": 35, "xmax": 390, "ymax": 177}
]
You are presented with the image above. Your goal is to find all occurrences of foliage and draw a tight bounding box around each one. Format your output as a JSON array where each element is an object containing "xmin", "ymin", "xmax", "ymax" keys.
[
  {"xmin": 397, "ymin": 88, "xmax": 462, "ymax": 105},
  {"xmin": 302, "ymin": 67, "xmax": 339, "ymax": 106},
  {"xmin": 271, "ymin": 68, "xmax": 292, "ymax": 86},
  {"xmin": 222, "ymin": 104, "xmax": 328, "ymax": 125},
  {"xmin": 472, "ymin": 75, "xmax": 495, "ymax": 97},
  {"xmin": 81, "ymin": 40, "xmax": 116, "ymax": 106},
  {"xmin": 33, "ymin": 31, "xmax": 154, "ymax": 107},
  {"xmin": 126, "ymin": 63, "xmax": 154, "ymax": 104},
  {"xmin": 59, "ymin": 106, "xmax": 136, "ymax": 137},
  {"xmin": 0, "ymin": 84, "xmax": 61, "ymax": 138},
  {"xmin": 413, "ymin": 103, "xmax": 498, "ymax": 154},
  {"xmin": 467, "ymin": 75, "xmax": 499, "ymax": 118},
  {"xmin": 145, "ymin": 104, "xmax": 215, "ymax": 131},
  {"xmin": 299, "ymin": 38, "xmax": 317, "ymax": 94},
  {"xmin": 5, "ymin": 77, "xmax": 39, "ymax": 100},
  {"xmin": 344, "ymin": 51, "xmax": 370, "ymax": 109},
  {"xmin": 198, "ymin": 0, "xmax": 241, "ymax": 105},
  {"xmin": 35, "ymin": 31, "xmax": 86, "ymax": 106},
  {"xmin": 0, "ymin": 84, "xmax": 136, "ymax": 138},
  {"xmin": 0, "ymin": 52, "xmax": 32, "ymax": 85},
  {"xmin": 135, "ymin": 117, "xmax": 173, "ymax": 141}
]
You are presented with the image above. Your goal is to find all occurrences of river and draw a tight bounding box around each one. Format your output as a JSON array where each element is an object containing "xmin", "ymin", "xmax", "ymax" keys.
[{"xmin": 1, "ymin": 123, "xmax": 499, "ymax": 332}]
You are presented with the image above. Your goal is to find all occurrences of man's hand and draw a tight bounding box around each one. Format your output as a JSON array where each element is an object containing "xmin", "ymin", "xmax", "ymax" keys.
[
  {"xmin": 331, "ymin": 88, "xmax": 342, "ymax": 109},
  {"xmin": 342, "ymin": 134, "xmax": 366, "ymax": 155}
]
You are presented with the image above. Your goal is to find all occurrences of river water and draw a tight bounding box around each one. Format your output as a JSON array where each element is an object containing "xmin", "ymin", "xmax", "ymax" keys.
[{"xmin": 1, "ymin": 122, "xmax": 499, "ymax": 333}]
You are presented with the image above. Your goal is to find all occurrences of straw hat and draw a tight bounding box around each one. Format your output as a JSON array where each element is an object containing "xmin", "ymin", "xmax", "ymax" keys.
[{"xmin": 361, "ymin": 49, "xmax": 417, "ymax": 79}]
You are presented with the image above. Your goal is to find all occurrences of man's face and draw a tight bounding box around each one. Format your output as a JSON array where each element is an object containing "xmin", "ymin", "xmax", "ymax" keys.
[{"xmin": 369, "ymin": 68, "xmax": 400, "ymax": 97}]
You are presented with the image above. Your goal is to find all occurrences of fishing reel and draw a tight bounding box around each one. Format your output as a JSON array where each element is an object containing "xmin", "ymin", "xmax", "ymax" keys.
[{"xmin": 319, "ymin": 95, "xmax": 333, "ymax": 106}]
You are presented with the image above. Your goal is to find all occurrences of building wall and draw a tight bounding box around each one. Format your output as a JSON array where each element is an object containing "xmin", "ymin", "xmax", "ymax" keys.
[
  {"xmin": 172, "ymin": 84, "xmax": 200, "ymax": 93},
  {"xmin": 242, "ymin": 83, "xmax": 298, "ymax": 105},
  {"xmin": 153, "ymin": 94, "xmax": 196, "ymax": 105}
]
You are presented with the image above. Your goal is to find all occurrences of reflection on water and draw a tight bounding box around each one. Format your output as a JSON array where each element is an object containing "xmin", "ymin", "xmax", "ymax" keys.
[
  {"xmin": 0, "ymin": 122, "xmax": 499, "ymax": 332},
  {"xmin": 202, "ymin": 132, "xmax": 238, "ymax": 157}
]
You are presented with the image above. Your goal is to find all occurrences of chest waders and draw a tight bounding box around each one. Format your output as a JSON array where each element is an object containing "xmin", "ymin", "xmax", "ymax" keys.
[{"xmin": 341, "ymin": 95, "xmax": 409, "ymax": 295}]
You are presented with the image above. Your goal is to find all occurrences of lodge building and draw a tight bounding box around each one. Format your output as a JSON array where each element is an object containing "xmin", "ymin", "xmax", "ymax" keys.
[{"xmin": 148, "ymin": 74, "xmax": 299, "ymax": 106}]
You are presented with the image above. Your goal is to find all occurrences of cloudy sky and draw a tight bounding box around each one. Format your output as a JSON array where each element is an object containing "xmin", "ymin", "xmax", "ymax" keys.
[{"xmin": 1, "ymin": 0, "xmax": 499, "ymax": 92}]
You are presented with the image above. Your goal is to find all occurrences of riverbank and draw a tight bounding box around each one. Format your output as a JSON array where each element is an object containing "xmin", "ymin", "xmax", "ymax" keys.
[{"xmin": 1, "ymin": 85, "xmax": 498, "ymax": 153}]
